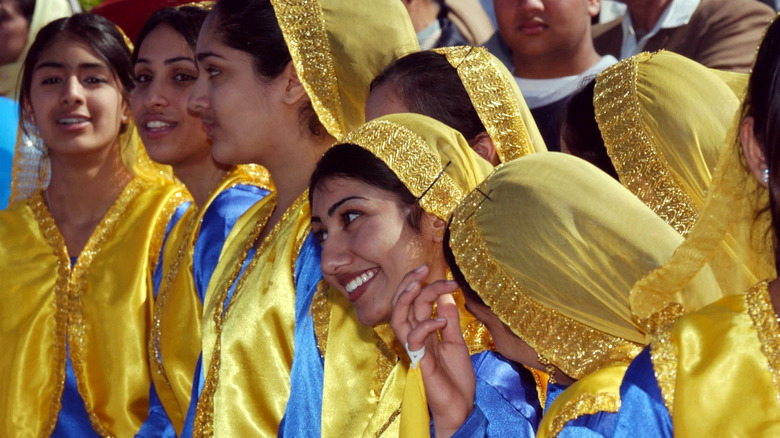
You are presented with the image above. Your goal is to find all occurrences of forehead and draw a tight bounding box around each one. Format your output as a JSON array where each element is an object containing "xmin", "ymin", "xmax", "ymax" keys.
[
  {"xmin": 312, "ymin": 176, "xmax": 401, "ymax": 210},
  {"xmin": 137, "ymin": 24, "xmax": 193, "ymax": 60},
  {"xmin": 35, "ymin": 37, "xmax": 107, "ymax": 69}
]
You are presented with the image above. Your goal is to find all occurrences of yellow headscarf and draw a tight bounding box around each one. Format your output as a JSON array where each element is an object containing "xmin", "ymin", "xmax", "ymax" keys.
[
  {"xmin": 0, "ymin": 0, "xmax": 73, "ymax": 99},
  {"xmin": 271, "ymin": 0, "xmax": 419, "ymax": 139},
  {"xmin": 594, "ymin": 50, "xmax": 746, "ymax": 236},
  {"xmin": 448, "ymin": 153, "xmax": 719, "ymax": 380},
  {"xmin": 432, "ymin": 45, "xmax": 547, "ymax": 161}
]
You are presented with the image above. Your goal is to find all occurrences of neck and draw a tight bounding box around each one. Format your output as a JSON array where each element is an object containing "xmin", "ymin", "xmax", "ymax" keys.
[
  {"xmin": 174, "ymin": 158, "xmax": 231, "ymax": 208},
  {"xmin": 514, "ymin": 43, "xmax": 601, "ymax": 79},
  {"xmin": 625, "ymin": 0, "xmax": 672, "ymax": 34}
]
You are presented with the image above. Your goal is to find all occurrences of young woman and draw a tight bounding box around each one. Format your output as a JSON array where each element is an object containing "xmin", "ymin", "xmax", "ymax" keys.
[
  {"xmin": 390, "ymin": 152, "xmax": 716, "ymax": 437},
  {"xmin": 130, "ymin": 6, "xmax": 272, "ymax": 435},
  {"xmin": 603, "ymin": 17, "xmax": 780, "ymax": 437},
  {"xmin": 310, "ymin": 113, "xmax": 544, "ymax": 437},
  {"xmin": 366, "ymin": 45, "xmax": 546, "ymax": 165},
  {"xmin": 184, "ymin": 0, "xmax": 418, "ymax": 435},
  {"xmin": 0, "ymin": 13, "xmax": 181, "ymax": 436}
]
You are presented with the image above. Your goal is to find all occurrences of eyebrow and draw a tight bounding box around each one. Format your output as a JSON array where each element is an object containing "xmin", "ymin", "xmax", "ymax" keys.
[
  {"xmin": 35, "ymin": 61, "xmax": 107, "ymax": 71},
  {"xmin": 135, "ymin": 56, "xmax": 196, "ymax": 66},
  {"xmin": 196, "ymin": 51, "xmax": 226, "ymax": 63},
  {"xmin": 327, "ymin": 196, "xmax": 365, "ymax": 217}
]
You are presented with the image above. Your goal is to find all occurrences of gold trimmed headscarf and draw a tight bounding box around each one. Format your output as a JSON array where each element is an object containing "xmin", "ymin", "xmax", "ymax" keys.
[
  {"xmin": 337, "ymin": 113, "xmax": 493, "ymax": 220},
  {"xmin": 448, "ymin": 153, "xmax": 719, "ymax": 379},
  {"xmin": 432, "ymin": 45, "xmax": 546, "ymax": 161},
  {"xmin": 594, "ymin": 50, "xmax": 746, "ymax": 236},
  {"xmin": 270, "ymin": 0, "xmax": 419, "ymax": 139}
]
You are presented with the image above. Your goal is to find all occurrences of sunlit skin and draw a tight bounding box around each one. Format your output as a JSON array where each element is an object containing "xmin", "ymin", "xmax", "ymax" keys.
[
  {"xmin": 311, "ymin": 176, "xmax": 446, "ymax": 327},
  {"xmin": 494, "ymin": 0, "xmax": 601, "ymax": 79},
  {"xmin": 0, "ymin": 0, "xmax": 29, "ymax": 66},
  {"xmin": 27, "ymin": 37, "xmax": 133, "ymax": 256},
  {"xmin": 132, "ymin": 24, "xmax": 226, "ymax": 206}
]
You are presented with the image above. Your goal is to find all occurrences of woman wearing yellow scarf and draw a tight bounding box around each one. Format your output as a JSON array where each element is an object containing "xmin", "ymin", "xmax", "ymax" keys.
[
  {"xmin": 366, "ymin": 45, "xmax": 546, "ymax": 165},
  {"xmin": 391, "ymin": 152, "xmax": 716, "ymax": 437},
  {"xmin": 184, "ymin": 0, "xmax": 418, "ymax": 435},
  {"xmin": 604, "ymin": 17, "xmax": 780, "ymax": 437},
  {"xmin": 311, "ymin": 113, "xmax": 544, "ymax": 437},
  {"xmin": 0, "ymin": 14, "xmax": 182, "ymax": 436}
]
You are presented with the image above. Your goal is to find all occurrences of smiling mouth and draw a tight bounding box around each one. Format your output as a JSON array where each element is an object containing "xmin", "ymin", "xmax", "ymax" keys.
[
  {"xmin": 57, "ymin": 117, "xmax": 89, "ymax": 125},
  {"xmin": 345, "ymin": 269, "xmax": 377, "ymax": 294},
  {"xmin": 145, "ymin": 120, "xmax": 174, "ymax": 130}
]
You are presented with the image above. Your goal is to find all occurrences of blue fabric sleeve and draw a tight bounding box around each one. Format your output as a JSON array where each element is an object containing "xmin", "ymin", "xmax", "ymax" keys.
[
  {"xmin": 611, "ymin": 347, "xmax": 673, "ymax": 438},
  {"xmin": 153, "ymin": 201, "xmax": 192, "ymax": 299},
  {"xmin": 559, "ymin": 411, "xmax": 617, "ymax": 438},
  {"xmin": 179, "ymin": 355, "xmax": 202, "ymax": 438},
  {"xmin": 280, "ymin": 232, "xmax": 324, "ymax": 437},
  {"xmin": 135, "ymin": 384, "xmax": 176, "ymax": 438},
  {"xmin": 52, "ymin": 342, "xmax": 101, "ymax": 438},
  {"xmin": 193, "ymin": 185, "xmax": 269, "ymax": 303},
  {"xmin": 451, "ymin": 351, "xmax": 542, "ymax": 438}
]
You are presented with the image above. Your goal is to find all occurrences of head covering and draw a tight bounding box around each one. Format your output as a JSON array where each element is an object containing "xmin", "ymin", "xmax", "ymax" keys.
[
  {"xmin": 338, "ymin": 112, "xmax": 494, "ymax": 220},
  {"xmin": 432, "ymin": 45, "xmax": 547, "ymax": 161},
  {"xmin": 0, "ymin": 0, "xmax": 73, "ymax": 99},
  {"xmin": 271, "ymin": 0, "xmax": 419, "ymax": 139},
  {"xmin": 594, "ymin": 50, "xmax": 746, "ymax": 236},
  {"xmin": 448, "ymin": 153, "xmax": 718, "ymax": 379}
]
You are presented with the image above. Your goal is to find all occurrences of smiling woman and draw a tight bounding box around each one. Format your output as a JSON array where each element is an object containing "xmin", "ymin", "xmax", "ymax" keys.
[{"xmin": 0, "ymin": 13, "xmax": 183, "ymax": 437}]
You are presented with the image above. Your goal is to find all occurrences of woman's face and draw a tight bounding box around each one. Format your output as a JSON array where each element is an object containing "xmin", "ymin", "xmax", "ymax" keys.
[
  {"xmin": 0, "ymin": 0, "xmax": 29, "ymax": 66},
  {"xmin": 132, "ymin": 25, "xmax": 211, "ymax": 168},
  {"xmin": 28, "ymin": 37, "xmax": 128, "ymax": 157},
  {"xmin": 311, "ymin": 176, "xmax": 438, "ymax": 327},
  {"xmin": 188, "ymin": 13, "xmax": 287, "ymax": 166}
]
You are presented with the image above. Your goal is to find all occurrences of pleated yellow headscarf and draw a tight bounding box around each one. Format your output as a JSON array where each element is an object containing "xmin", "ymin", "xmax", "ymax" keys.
[
  {"xmin": 338, "ymin": 113, "xmax": 494, "ymax": 220},
  {"xmin": 271, "ymin": 0, "xmax": 419, "ymax": 139},
  {"xmin": 448, "ymin": 153, "xmax": 719, "ymax": 380},
  {"xmin": 432, "ymin": 45, "xmax": 547, "ymax": 161},
  {"xmin": 594, "ymin": 50, "xmax": 746, "ymax": 236}
]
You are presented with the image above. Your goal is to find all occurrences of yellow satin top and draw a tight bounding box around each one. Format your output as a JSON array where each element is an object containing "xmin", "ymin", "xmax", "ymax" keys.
[
  {"xmin": 151, "ymin": 166, "xmax": 270, "ymax": 435},
  {"xmin": 649, "ymin": 281, "xmax": 780, "ymax": 437},
  {"xmin": 0, "ymin": 176, "xmax": 183, "ymax": 437}
]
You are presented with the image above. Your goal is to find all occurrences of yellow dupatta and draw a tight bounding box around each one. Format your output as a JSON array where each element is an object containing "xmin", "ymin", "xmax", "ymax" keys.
[{"xmin": 446, "ymin": 153, "xmax": 719, "ymax": 437}]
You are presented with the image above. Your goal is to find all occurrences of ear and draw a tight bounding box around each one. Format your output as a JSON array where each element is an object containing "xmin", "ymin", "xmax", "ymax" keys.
[
  {"xmin": 741, "ymin": 116, "xmax": 768, "ymax": 187},
  {"xmin": 430, "ymin": 215, "xmax": 447, "ymax": 243},
  {"xmin": 281, "ymin": 61, "xmax": 308, "ymax": 106},
  {"xmin": 470, "ymin": 132, "xmax": 499, "ymax": 166},
  {"xmin": 586, "ymin": 0, "xmax": 601, "ymax": 17}
]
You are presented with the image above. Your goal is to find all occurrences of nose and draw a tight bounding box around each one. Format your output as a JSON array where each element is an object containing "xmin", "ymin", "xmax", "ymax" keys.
[
  {"xmin": 320, "ymin": 233, "xmax": 354, "ymax": 277},
  {"xmin": 187, "ymin": 73, "xmax": 209, "ymax": 115},
  {"xmin": 144, "ymin": 78, "xmax": 168, "ymax": 109},
  {"xmin": 61, "ymin": 76, "xmax": 85, "ymax": 106},
  {"xmin": 517, "ymin": 0, "xmax": 543, "ymax": 11}
]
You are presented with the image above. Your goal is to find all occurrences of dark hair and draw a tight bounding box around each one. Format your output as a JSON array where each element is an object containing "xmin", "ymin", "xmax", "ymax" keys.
[
  {"xmin": 211, "ymin": 0, "xmax": 323, "ymax": 136},
  {"xmin": 560, "ymin": 79, "xmax": 619, "ymax": 180},
  {"xmin": 744, "ymin": 18, "xmax": 780, "ymax": 272},
  {"xmin": 133, "ymin": 6, "xmax": 209, "ymax": 63},
  {"xmin": 442, "ymin": 226, "xmax": 486, "ymax": 307},
  {"xmin": 19, "ymin": 13, "xmax": 134, "ymax": 134},
  {"xmin": 370, "ymin": 50, "xmax": 487, "ymax": 144},
  {"xmin": 309, "ymin": 144, "xmax": 425, "ymax": 232}
]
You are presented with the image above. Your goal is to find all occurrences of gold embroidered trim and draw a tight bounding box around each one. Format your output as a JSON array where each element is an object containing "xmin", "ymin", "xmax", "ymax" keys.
[
  {"xmin": 271, "ymin": 0, "xmax": 345, "ymax": 138},
  {"xmin": 374, "ymin": 407, "xmax": 402, "ymax": 438},
  {"xmin": 594, "ymin": 53, "xmax": 699, "ymax": 236},
  {"xmin": 649, "ymin": 328, "xmax": 677, "ymax": 415},
  {"xmin": 29, "ymin": 192, "xmax": 71, "ymax": 437},
  {"xmin": 449, "ymin": 182, "xmax": 643, "ymax": 380},
  {"xmin": 548, "ymin": 392, "xmax": 621, "ymax": 438},
  {"xmin": 746, "ymin": 281, "xmax": 780, "ymax": 405},
  {"xmin": 149, "ymin": 190, "xmax": 189, "ymax": 273},
  {"xmin": 310, "ymin": 280, "xmax": 331, "ymax": 357},
  {"xmin": 527, "ymin": 366, "xmax": 548, "ymax": 409},
  {"xmin": 341, "ymin": 119, "xmax": 464, "ymax": 221},
  {"xmin": 640, "ymin": 302, "xmax": 686, "ymax": 337},
  {"xmin": 434, "ymin": 46, "xmax": 533, "ymax": 162}
]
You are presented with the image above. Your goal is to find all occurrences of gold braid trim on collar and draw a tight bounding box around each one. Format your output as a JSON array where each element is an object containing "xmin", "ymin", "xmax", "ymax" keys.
[
  {"xmin": 548, "ymin": 392, "xmax": 621, "ymax": 438},
  {"xmin": 747, "ymin": 280, "xmax": 780, "ymax": 406},
  {"xmin": 594, "ymin": 53, "xmax": 698, "ymax": 236}
]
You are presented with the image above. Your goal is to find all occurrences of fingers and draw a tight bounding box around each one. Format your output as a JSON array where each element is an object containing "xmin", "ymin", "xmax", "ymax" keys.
[
  {"xmin": 391, "ymin": 264, "xmax": 429, "ymax": 308},
  {"xmin": 411, "ymin": 280, "xmax": 458, "ymax": 322},
  {"xmin": 406, "ymin": 317, "xmax": 448, "ymax": 350},
  {"xmin": 436, "ymin": 294, "xmax": 465, "ymax": 345}
]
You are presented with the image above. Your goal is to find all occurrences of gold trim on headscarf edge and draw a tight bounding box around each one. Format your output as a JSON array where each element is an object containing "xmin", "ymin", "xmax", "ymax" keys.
[
  {"xmin": 594, "ymin": 52, "xmax": 699, "ymax": 236},
  {"xmin": 434, "ymin": 46, "xmax": 534, "ymax": 162},
  {"xmin": 548, "ymin": 392, "xmax": 621, "ymax": 438},
  {"xmin": 340, "ymin": 119, "xmax": 463, "ymax": 220},
  {"xmin": 449, "ymin": 183, "xmax": 644, "ymax": 380},
  {"xmin": 29, "ymin": 192, "xmax": 71, "ymax": 437},
  {"xmin": 746, "ymin": 281, "xmax": 780, "ymax": 406},
  {"xmin": 177, "ymin": 1, "xmax": 215, "ymax": 9},
  {"xmin": 648, "ymin": 328, "xmax": 677, "ymax": 415},
  {"xmin": 271, "ymin": 0, "xmax": 345, "ymax": 139}
]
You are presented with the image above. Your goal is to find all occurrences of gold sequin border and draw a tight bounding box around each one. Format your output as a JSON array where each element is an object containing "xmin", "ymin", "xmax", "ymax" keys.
[
  {"xmin": 340, "ymin": 119, "xmax": 463, "ymax": 220},
  {"xmin": 271, "ymin": 0, "xmax": 345, "ymax": 139},
  {"xmin": 649, "ymin": 328, "xmax": 678, "ymax": 415},
  {"xmin": 746, "ymin": 280, "xmax": 780, "ymax": 406},
  {"xmin": 435, "ymin": 46, "xmax": 534, "ymax": 162},
  {"xmin": 548, "ymin": 392, "xmax": 621, "ymax": 438},
  {"xmin": 449, "ymin": 181, "xmax": 643, "ymax": 380},
  {"xmin": 594, "ymin": 53, "xmax": 699, "ymax": 236}
]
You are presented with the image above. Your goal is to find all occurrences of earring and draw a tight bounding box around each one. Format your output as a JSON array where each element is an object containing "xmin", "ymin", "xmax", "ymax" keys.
[
  {"xmin": 537, "ymin": 353, "xmax": 557, "ymax": 385},
  {"xmin": 763, "ymin": 168, "xmax": 770, "ymax": 184},
  {"xmin": 436, "ymin": 230, "xmax": 443, "ymax": 238}
]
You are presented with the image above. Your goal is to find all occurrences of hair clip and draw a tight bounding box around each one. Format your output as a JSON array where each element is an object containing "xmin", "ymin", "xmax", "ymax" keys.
[
  {"xmin": 463, "ymin": 188, "xmax": 493, "ymax": 221},
  {"xmin": 416, "ymin": 161, "xmax": 452, "ymax": 202}
]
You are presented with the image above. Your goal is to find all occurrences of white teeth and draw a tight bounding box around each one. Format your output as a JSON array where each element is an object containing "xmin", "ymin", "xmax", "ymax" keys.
[
  {"xmin": 58, "ymin": 118, "xmax": 87, "ymax": 125},
  {"xmin": 345, "ymin": 270, "xmax": 376, "ymax": 294},
  {"xmin": 146, "ymin": 120, "xmax": 172, "ymax": 129}
]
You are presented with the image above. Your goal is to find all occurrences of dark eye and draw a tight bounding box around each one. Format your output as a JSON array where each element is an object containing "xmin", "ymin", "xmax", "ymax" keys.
[
  {"xmin": 342, "ymin": 211, "xmax": 361, "ymax": 227},
  {"xmin": 135, "ymin": 73, "xmax": 151, "ymax": 84},
  {"xmin": 205, "ymin": 67, "xmax": 220, "ymax": 78},
  {"xmin": 173, "ymin": 72, "xmax": 197, "ymax": 81},
  {"xmin": 84, "ymin": 76, "xmax": 107, "ymax": 85},
  {"xmin": 313, "ymin": 228, "xmax": 328, "ymax": 243},
  {"xmin": 40, "ymin": 77, "xmax": 61, "ymax": 85}
]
